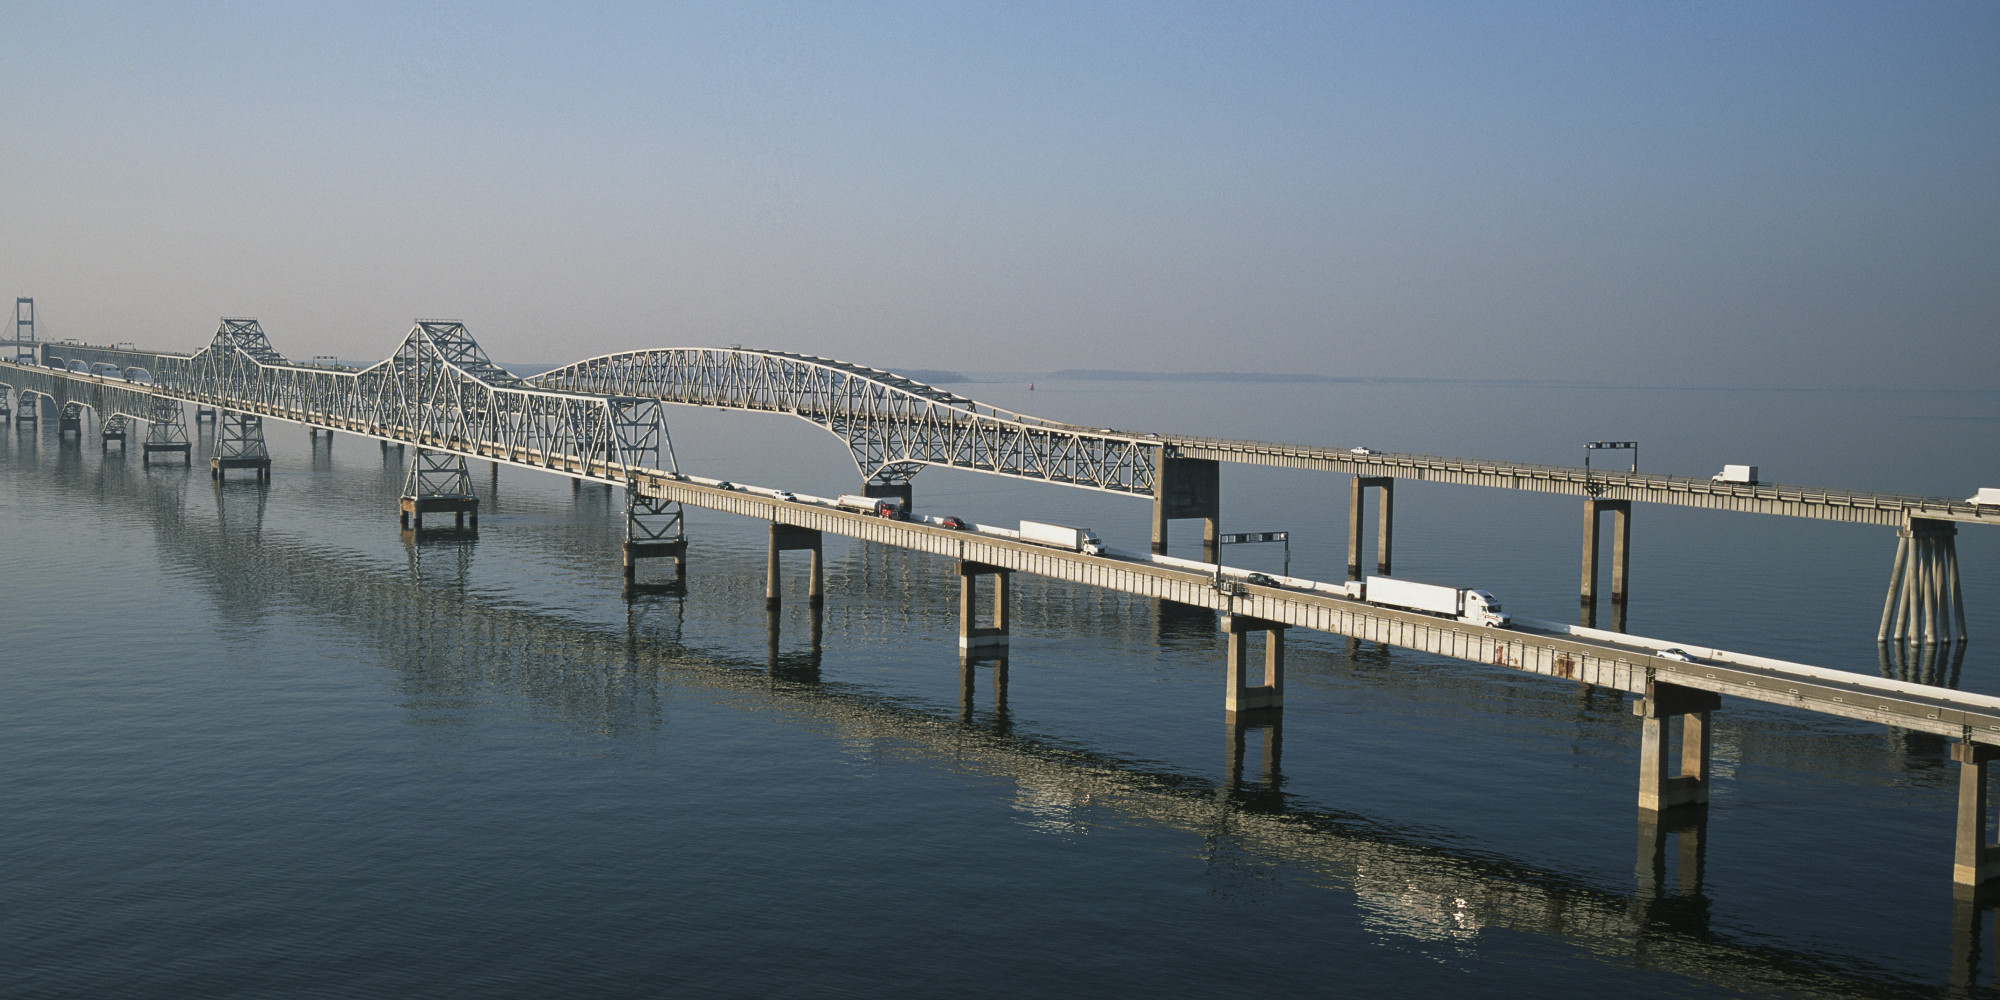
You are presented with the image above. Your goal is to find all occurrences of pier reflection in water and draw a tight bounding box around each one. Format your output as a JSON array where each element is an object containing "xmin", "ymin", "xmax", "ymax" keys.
[
  {"xmin": 7, "ymin": 421, "xmax": 2000, "ymax": 999},
  {"xmin": 145, "ymin": 475, "xmax": 1940, "ymax": 994}
]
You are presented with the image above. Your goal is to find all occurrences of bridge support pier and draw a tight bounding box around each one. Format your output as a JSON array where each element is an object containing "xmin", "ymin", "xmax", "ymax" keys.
[
  {"xmin": 58, "ymin": 402, "xmax": 82, "ymax": 440},
  {"xmin": 195, "ymin": 405, "xmax": 216, "ymax": 426},
  {"xmin": 0, "ymin": 390, "xmax": 10, "ymax": 424},
  {"xmin": 1347, "ymin": 476, "xmax": 1394, "ymax": 579},
  {"xmin": 101, "ymin": 414, "xmax": 127, "ymax": 453},
  {"xmin": 1635, "ymin": 681, "xmax": 1718, "ymax": 812},
  {"xmin": 863, "ymin": 479, "xmax": 914, "ymax": 509},
  {"xmin": 211, "ymin": 411, "xmax": 272, "ymax": 482},
  {"xmin": 958, "ymin": 561, "xmax": 1011, "ymax": 650},
  {"xmin": 399, "ymin": 448, "xmax": 477, "ymax": 533},
  {"xmin": 766, "ymin": 524, "xmax": 823, "ymax": 609},
  {"xmin": 1153, "ymin": 456, "xmax": 1221, "ymax": 562},
  {"xmin": 1953, "ymin": 743, "xmax": 2000, "ymax": 888},
  {"xmin": 623, "ymin": 490, "xmax": 686, "ymax": 593},
  {"xmin": 1582, "ymin": 498, "xmax": 1632, "ymax": 609},
  {"xmin": 1879, "ymin": 517, "xmax": 1967, "ymax": 645},
  {"xmin": 1222, "ymin": 614, "xmax": 1286, "ymax": 715},
  {"xmin": 141, "ymin": 397, "xmax": 190, "ymax": 467},
  {"xmin": 13, "ymin": 393, "xmax": 35, "ymax": 426}
]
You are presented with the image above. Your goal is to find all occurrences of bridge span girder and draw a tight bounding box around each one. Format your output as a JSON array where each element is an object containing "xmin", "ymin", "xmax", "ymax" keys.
[{"xmin": 529, "ymin": 348, "xmax": 1164, "ymax": 497}]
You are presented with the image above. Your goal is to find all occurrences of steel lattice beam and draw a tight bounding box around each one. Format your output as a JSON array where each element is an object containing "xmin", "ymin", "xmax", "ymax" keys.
[
  {"xmin": 0, "ymin": 319, "xmax": 682, "ymax": 491},
  {"xmin": 530, "ymin": 348, "xmax": 1161, "ymax": 495}
]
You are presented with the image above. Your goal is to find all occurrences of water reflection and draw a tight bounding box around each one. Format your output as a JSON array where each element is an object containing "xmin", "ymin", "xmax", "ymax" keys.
[
  {"xmin": 766, "ymin": 604, "xmax": 823, "ymax": 684},
  {"xmin": 3, "ymin": 431, "xmax": 1972, "ymax": 999},
  {"xmin": 958, "ymin": 649, "xmax": 1010, "ymax": 734},
  {"xmin": 1882, "ymin": 641, "xmax": 1970, "ymax": 690}
]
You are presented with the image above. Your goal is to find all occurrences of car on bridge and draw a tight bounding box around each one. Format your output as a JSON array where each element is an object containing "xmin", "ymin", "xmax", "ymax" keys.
[
  {"xmin": 933, "ymin": 515, "xmax": 967, "ymax": 530},
  {"xmin": 1655, "ymin": 647, "xmax": 1700, "ymax": 663}
]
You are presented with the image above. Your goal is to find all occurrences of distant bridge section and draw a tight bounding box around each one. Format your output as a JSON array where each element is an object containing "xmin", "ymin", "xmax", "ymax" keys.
[{"xmin": 1160, "ymin": 434, "xmax": 1995, "ymax": 528}]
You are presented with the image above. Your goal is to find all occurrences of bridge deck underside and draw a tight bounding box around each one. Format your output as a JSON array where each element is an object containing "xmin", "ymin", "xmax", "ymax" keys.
[{"xmin": 641, "ymin": 475, "xmax": 2000, "ymax": 743}]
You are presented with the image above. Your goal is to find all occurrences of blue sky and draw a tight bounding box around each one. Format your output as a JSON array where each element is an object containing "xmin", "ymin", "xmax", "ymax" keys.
[{"xmin": 2, "ymin": 2, "xmax": 1995, "ymax": 387}]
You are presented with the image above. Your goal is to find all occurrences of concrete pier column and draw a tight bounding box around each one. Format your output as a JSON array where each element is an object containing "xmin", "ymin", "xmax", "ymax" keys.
[
  {"xmin": 765, "ymin": 523, "xmax": 824, "ymax": 609},
  {"xmin": 1152, "ymin": 455, "xmax": 1221, "ymax": 562},
  {"xmin": 1880, "ymin": 518, "xmax": 1967, "ymax": 645},
  {"xmin": 1582, "ymin": 498, "xmax": 1632, "ymax": 608},
  {"xmin": 957, "ymin": 561, "xmax": 1011, "ymax": 649},
  {"xmin": 1222, "ymin": 614, "xmax": 1286, "ymax": 714},
  {"xmin": 1635, "ymin": 681, "xmax": 1720, "ymax": 812},
  {"xmin": 1346, "ymin": 476, "xmax": 1394, "ymax": 579},
  {"xmin": 1954, "ymin": 743, "xmax": 2000, "ymax": 887}
]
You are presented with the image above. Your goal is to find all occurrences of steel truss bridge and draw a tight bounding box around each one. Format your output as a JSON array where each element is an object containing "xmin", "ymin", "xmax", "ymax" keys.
[
  {"xmin": 10, "ymin": 318, "xmax": 1993, "ymax": 647},
  {"xmin": 18, "ymin": 327, "xmax": 1995, "ymax": 522},
  {"xmin": 5, "ymin": 316, "xmax": 2000, "ymax": 895}
]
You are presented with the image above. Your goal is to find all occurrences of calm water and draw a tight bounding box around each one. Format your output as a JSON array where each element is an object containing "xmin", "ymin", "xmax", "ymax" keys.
[{"xmin": 4, "ymin": 377, "xmax": 1999, "ymax": 998}]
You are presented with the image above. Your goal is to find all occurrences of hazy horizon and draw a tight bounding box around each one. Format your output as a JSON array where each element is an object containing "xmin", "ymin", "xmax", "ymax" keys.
[{"xmin": 4, "ymin": 3, "xmax": 1995, "ymax": 391}]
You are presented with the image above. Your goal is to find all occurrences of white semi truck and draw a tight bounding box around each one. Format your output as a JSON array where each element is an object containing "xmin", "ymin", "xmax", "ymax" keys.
[
  {"xmin": 1349, "ymin": 576, "xmax": 1511, "ymax": 628},
  {"xmin": 836, "ymin": 494, "xmax": 909, "ymax": 520},
  {"xmin": 1019, "ymin": 520, "xmax": 1106, "ymax": 556}
]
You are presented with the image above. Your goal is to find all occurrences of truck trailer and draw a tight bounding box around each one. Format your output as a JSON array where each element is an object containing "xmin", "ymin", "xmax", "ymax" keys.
[
  {"xmin": 1019, "ymin": 520, "xmax": 1106, "ymax": 556},
  {"xmin": 1351, "ymin": 576, "xmax": 1511, "ymax": 628},
  {"xmin": 1711, "ymin": 464, "xmax": 1759, "ymax": 484},
  {"xmin": 836, "ymin": 494, "xmax": 908, "ymax": 520}
]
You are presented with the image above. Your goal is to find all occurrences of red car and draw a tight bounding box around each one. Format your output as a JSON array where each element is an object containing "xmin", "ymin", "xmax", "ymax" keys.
[{"xmin": 934, "ymin": 515, "xmax": 967, "ymax": 530}]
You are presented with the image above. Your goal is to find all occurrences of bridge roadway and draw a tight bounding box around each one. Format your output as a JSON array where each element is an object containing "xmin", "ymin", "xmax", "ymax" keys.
[
  {"xmin": 646, "ymin": 475, "xmax": 2000, "ymax": 741},
  {"xmin": 10, "ymin": 325, "xmax": 2000, "ymax": 889},
  {"xmin": 5, "ymin": 347, "xmax": 1997, "ymax": 743},
  {"xmin": 22, "ymin": 337, "xmax": 1996, "ymax": 528},
  {"xmin": 12, "ymin": 345, "xmax": 1995, "ymax": 745},
  {"xmin": 1159, "ymin": 434, "xmax": 1997, "ymax": 527},
  {"xmin": 67, "ymin": 465, "xmax": 1940, "ymax": 998}
]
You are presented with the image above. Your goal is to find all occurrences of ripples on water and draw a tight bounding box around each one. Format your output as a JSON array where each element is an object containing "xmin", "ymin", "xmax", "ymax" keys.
[{"xmin": 2, "ymin": 381, "xmax": 1997, "ymax": 998}]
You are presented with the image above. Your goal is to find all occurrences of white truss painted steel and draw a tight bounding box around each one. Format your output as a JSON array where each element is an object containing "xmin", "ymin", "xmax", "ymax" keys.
[
  {"xmin": 141, "ymin": 319, "xmax": 682, "ymax": 484},
  {"xmin": 0, "ymin": 320, "xmax": 681, "ymax": 495},
  {"xmin": 530, "ymin": 349, "xmax": 1160, "ymax": 494}
]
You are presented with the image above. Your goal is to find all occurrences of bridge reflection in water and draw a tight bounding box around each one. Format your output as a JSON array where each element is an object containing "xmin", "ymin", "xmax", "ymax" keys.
[{"xmin": 25, "ymin": 440, "xmax": 1982, "ymax": 999}]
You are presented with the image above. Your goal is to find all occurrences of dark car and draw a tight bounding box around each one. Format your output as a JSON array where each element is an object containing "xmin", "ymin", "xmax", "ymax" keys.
[{"xmin": 934, "ymin": 515, "xmax": 967, "ymax": 530}]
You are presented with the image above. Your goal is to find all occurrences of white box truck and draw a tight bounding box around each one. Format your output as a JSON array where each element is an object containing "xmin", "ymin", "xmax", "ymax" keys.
[
  {"xmin": 1968, "ymin": 488, "xmax": 2000, "ymax": 507},
  {"xmin": 1019, "ymin": 520, "xmax": 1106, "ymax": 556},
  {"xmin": 1711, "ymin": 465, "xmax": 1758, "ymax": 484},
  {"xmin": 1355, "ymin": 575, "xmax": 1511, "ymax": 628}
]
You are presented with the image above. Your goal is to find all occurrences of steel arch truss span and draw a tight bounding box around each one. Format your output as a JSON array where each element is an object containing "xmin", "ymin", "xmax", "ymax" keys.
[
  {"xmin": 530, "ymin": 348, "xmax": 1159, "ymax": 494},
  {"xmin": 4, "ymin": 319, "xmax": 681, "ymax": 485}
]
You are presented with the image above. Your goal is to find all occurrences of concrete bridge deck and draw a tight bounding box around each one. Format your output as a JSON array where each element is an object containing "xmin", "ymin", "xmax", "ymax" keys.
[{"xmin": 645, "ymin": 474, "xmax": 2000, "ymax": 744}]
